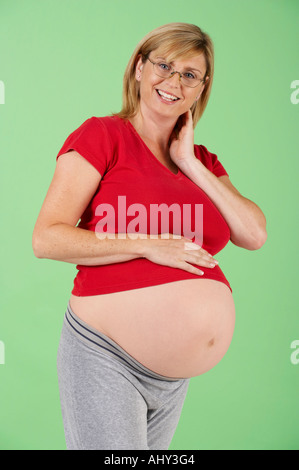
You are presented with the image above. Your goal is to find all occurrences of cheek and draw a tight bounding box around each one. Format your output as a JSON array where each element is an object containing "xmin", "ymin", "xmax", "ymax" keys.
[
  {"xmin": 185, "ymin": 90, "xmax": 198, "ymax": 102},
  {"xmin": 140, "ymin": 77, "xmax": 158, "ymax": 99},
  {"xmin": 183, "ymin": 92, "xmax": 200, "ymax": 109}
]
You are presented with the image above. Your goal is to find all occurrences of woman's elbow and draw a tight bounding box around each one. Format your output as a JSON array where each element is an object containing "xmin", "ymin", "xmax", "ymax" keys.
[
  {"xmin": 246, "ymin": 210, "xmax": 268, "ymax": 250},
  {"xmin": 32, "ymin": 230, "xmax": 45, "ymax": 259},
  {"xmin": 231, "ymin": 227, "xmax": 267, "ymax": 250},
  {"xmin": 250, "ymin": 228, "xmax": 268, "ymax": 250}
]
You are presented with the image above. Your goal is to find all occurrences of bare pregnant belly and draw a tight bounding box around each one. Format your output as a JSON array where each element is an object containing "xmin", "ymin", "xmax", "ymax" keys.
[{"xmin": 69, "ymin": 279, "xmax": 236, "ymax": 379}]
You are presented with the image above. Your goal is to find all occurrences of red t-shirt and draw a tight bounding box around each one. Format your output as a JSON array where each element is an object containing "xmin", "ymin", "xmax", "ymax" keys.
[{"xmin": 56, "ymin": 115, "xmax": 232, "ymax": 295}]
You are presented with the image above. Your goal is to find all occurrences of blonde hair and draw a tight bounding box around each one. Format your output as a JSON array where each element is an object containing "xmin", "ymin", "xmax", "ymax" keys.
[{"xmin": 112, "ymin": 22, "xmax": 214, "ymax": 129}]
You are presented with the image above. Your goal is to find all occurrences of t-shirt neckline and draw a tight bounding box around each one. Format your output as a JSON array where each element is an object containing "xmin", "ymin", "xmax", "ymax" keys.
[{"xmin": 116, "ymin": 116, "xmax": 182, "ymax": 179}]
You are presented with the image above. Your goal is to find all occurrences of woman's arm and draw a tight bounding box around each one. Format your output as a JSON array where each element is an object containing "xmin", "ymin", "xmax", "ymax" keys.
[
  {"xmin": 32, "ymin": 150, "xmax": 146, "ymax": 265},
  {"xmin": 32, "ymin": 150, "xmax": 218, "ymax": 275},
  {"xmin": 169, "ymin": 110, "xmax": 267, "ymax": 251},
  {"xmin": 179, "ymin": 158, "xmax": 267, "ymax": 250},
  {"xmin": 33, "ymin": 222, "xmax": 147, "ymax": 265}
]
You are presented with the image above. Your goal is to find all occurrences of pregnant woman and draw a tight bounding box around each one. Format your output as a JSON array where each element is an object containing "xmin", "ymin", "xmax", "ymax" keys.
[{"xmin": 32, "ymin": 23, "xmax": 267, "ymax": 450}]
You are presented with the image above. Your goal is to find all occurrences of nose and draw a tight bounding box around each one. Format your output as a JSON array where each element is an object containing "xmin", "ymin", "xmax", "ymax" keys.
[{"xmin": 164, "ymin": 71, "xmax": 181, "ymax": 88}]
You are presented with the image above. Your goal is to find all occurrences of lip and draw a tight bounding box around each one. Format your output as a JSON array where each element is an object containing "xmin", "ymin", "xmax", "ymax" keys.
[
  {"xmin": 155, "ymin": 88, "xmax": 181, "ymax": 104},
  {"xmin": 156, "ymin": 88, "xmax": 181, "ymax": 99}
]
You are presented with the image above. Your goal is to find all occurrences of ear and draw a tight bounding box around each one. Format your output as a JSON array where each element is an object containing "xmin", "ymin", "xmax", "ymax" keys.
[
  {"xmin": 135, "ymin": 55, "xmax": 144, "ymax": 81},
  {"xmin": 195, "ymin": 76, "xmax": 209, "ymax": 101},
  {"xmin": 195, "ymin": 88, "xmax": 204, "ymax": 101}
]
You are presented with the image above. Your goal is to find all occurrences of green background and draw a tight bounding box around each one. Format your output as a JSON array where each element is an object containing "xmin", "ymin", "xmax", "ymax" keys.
[{"xmin": 0, "ymin": 0, "xmax": 298, "ymax": 450}]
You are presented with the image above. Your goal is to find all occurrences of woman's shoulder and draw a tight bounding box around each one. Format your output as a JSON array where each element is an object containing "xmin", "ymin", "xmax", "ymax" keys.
[
  {"xmin": 88, "ymin": 114, "xmax": 125, "ymax": 131},
  {"xmin": 69, "ymin": 115, "xmax": 123, "ymax": 142},
  {"xmin": 194, "ymin": 143, "xmax": 215, "ymax": 167},
  {"xmin": 194, "ymin": 144, "xmax": 229, "ymax": 177}
]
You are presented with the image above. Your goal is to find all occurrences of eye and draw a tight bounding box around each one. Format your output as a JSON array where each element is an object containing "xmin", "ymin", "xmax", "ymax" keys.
[
  {"xmin": 184, "ymin": 72, "xmax": 196, "ymax": 80},
  {"xmin": 158, "ymin": 62, "xmax": 171, "ymax": 71}
]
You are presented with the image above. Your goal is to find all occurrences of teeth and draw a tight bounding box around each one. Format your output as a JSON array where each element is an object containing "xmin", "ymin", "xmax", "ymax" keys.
[{"xmin": 157, "ymin": 89, "xmax": 179, "ymax": 101}]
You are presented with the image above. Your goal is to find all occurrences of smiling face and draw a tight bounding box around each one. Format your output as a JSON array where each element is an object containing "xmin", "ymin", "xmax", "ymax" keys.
[{"xmin": 135, "ymin": 49, "xmax": 208, "ymax": 121}]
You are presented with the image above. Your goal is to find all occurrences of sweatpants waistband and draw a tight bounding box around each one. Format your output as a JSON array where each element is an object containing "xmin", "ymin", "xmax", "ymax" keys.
[{"xmin": 64, "ymin": 301, "xmax": 181, "ymax": 382}]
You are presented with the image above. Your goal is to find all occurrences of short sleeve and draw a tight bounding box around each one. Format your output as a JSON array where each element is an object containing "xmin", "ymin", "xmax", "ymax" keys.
[
  {"xmin": 194, "ymin": 144, "xmax": 229, "ymax": 177},
  {"xmin": 56, "ymin": 117, "xmax": 112, "ymax": 177}
]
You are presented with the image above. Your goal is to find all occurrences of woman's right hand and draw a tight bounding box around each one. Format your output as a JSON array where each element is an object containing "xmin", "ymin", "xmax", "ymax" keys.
[{"xmin": 141, "ymin": 234, "xmax": 219, "ymax": 276}]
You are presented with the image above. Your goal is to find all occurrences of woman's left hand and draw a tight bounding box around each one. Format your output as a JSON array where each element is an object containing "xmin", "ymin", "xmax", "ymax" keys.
[{"xmin": 169, "ymin": 109, "xmax": 197, "ymax": 168}]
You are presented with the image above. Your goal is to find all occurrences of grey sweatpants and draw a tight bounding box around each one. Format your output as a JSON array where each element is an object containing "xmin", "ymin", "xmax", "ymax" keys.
[{"xmin": 57, "ymin": 302, "xmax": 190, "ymax": 450}]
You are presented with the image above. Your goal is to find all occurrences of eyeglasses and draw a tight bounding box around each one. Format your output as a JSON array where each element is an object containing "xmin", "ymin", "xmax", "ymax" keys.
[{"xmin": 146, "ymin": 56, "xmax": 207, "ymax": 88}]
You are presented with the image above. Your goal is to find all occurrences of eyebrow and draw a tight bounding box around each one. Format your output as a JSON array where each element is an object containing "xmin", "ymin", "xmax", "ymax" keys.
[{"xmin": 155, "ymin": 56, "xmax": 203, "ymax": 74}]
